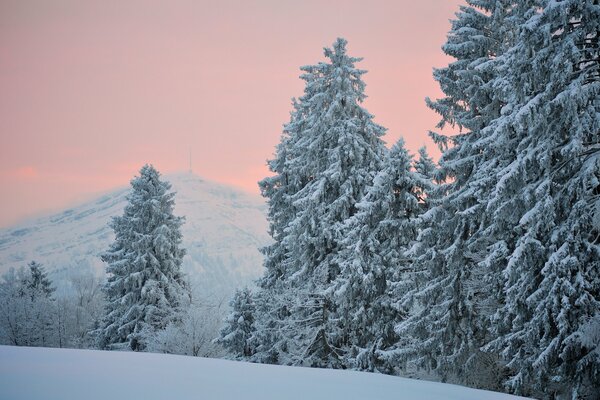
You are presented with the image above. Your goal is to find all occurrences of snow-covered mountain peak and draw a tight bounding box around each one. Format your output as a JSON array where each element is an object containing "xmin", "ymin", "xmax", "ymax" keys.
[{"xmin": 0, "ymin": 172, "xmax": 270, "ymax": 297}]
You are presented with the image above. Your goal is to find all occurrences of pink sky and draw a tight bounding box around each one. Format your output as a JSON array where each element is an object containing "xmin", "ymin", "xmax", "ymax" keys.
[{"xmin": 0, "ymin": 0, "xmax": 463, "ymax": 227}]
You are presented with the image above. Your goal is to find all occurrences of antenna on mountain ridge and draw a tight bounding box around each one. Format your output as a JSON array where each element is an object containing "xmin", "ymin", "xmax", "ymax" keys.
[{"xmin": 189, "ymin": 148, "xmax": 192, "ymax": 174}]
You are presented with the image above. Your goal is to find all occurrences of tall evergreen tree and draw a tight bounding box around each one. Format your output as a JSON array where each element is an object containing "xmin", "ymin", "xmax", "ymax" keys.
[
  {"xmin": 251, "ymin": 38, "xmax": 387, "ymax": 367},
  {"xmin": 97, "ymin": 165, "xmax": 190, "ymax": 351},
  {"xmin": 396, "ymin": 0, "xmax": 518, "ymax": 390},
  {"xmin": 483, "ymin": 1, "xmax": 600, "ymax": 397}
]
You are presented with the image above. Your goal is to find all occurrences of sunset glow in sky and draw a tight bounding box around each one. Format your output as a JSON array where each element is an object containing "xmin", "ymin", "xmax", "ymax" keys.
[{"xmin": 0, "ymin": 0, "xmax": 463, "ymax": 227}]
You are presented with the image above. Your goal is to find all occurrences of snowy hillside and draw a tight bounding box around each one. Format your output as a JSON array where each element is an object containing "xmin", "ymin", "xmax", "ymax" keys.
[
  {"xmin": 0, "ymin": 346, "xmax": 530, "ymax": 400},
  {"xmin": 0, "ymin": 172, "xmax": 269, "ymax": 297}
]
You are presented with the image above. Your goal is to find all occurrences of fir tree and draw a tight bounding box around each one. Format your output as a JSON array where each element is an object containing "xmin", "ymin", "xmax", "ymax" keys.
[
  {"xmin": 251, "ymin": 38, "xmax": 387, "ymax": 367},
  {"xmin": 483, "ymin": 1, "xmax": 600, "ymax": 397},
  {"xmin": 258, "ymin": 98, "xmax": 304, "ymax": 292},
  {"xmin": 23, "ymin": 261, "xmax": 55, "ymax": 300},
  {"xmin": 98, "ymin": 165, "xmax": 190, "ymax": 351},
  {"xmin": 218, "ymin": 288, "xmax": 256, "ymax": 359},
  {"xmin": 397, "ymin": 0, "xmax": 518, "ymax": 389}
]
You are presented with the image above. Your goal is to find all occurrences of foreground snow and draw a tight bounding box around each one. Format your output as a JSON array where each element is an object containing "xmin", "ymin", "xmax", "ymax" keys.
[{"xmin": 0, "ymin": 346, "xmax": 529, "ymax": 400}]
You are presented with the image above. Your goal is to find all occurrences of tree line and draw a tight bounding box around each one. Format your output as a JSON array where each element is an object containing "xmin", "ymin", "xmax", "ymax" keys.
[
  {"xmin": 218, "ymin": 1, "xmax": 599, "ymax": 398},
  {"xmin": 0, "ymin": 166, "xmax": 225, "ymax": 358},
  {"xmin": 0, "ymin": 261, "xmax": 104, "ymax": 349}
]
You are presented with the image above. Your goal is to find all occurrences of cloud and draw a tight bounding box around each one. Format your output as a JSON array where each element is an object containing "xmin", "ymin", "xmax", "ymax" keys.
[{"xmin": 11, "ymin": 166, "xmax": 39, "ymax": 180}]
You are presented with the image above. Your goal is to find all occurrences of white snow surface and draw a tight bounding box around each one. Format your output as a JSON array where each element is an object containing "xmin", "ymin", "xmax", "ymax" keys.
[
  {"xmin": 0, "ymin": 346, "xmax": 530, "ymax": 400},
  {"xmin": 0, "ymin": 172, "xmax": 270, "ymax": 296}
]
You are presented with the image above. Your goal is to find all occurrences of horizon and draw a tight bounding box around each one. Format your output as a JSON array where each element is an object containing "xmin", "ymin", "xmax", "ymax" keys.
[{"xmin": 0, "ymin": 0, "xmax": 463, "ymax": 227}]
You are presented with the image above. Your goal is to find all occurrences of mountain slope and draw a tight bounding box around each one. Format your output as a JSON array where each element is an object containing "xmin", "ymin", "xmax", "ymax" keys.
[
  {"xmin": 0, "ymin": 346, "xmax": 530, "ymax": 400},
  {"xmin": 0, "ymin": 172, "xmax": 270, "ymax": 297}
]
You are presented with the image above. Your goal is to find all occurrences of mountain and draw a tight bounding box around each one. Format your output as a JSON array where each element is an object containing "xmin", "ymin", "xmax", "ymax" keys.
[{"xmin": 0, "ymin": 172, "xmax": 270, "ymax": 299}]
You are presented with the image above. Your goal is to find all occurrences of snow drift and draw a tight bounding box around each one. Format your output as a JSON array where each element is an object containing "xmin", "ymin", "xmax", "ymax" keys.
[{"xmin": 0, "ymin": 346, "xmax": 530, "ymax": 400}]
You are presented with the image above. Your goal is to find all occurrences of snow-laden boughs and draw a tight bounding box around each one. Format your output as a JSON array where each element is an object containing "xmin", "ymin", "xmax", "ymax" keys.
[
  {"xmin": 250, "ymin": 38, "xmax": 387, "ymax": 367},
  {"xmin": 258, "ymin": 98, "xmax": 304, "ymax": 292},
  {"xmin": 482, "ymin": 1, "xmax": 600, "ymax": 397},
  {"xmin": 97, "ymin": 165, "xmax": 190, "ymax": 351}
]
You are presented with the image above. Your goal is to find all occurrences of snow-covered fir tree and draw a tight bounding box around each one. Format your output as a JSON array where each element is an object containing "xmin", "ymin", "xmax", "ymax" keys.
[
  {"xmin": 396, "ymin": 0, "xmax": 519, "ymax": 390},
  {"xmin": 24, "ymin": 261, "xmax": 55, "ymax": 299},
  {"xmin": 481, "ymin": 1, "xmax": 600, "ymax": 397},
  {"xmin": 250, "ymin": 38, "xmax": 387, "ymax": 367},
  {"xmin": 217, "ymin": 288, "xmax": 256, "ymax": 359},
  {"xmin": 97, "ymin": 165, "xmax": 190, "ymax": 351},
  {"xmin": 333, "ymin": 139, "xmax": 423, "ymax": 373}
]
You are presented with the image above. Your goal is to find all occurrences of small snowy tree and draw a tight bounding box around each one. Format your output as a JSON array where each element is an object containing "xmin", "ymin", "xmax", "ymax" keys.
[
  {"xmin": 25, "ymin": 261, "xmax": 55, "ymax": 299},
  {"xmin": 217, "ymin": 288, "xmax": 256, "ymax": 359},
  {"xmin": 97, "ymin": 165, "xmax": 190, "ymax": 351},
  {"xmin": 68, "ymin": 272, "xmax": 105, "ymax": 348},
  {"xmin": 146, "ymin": 300, "xmax": 225, "ymax": 358}
]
